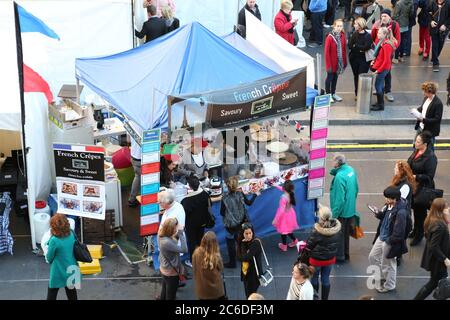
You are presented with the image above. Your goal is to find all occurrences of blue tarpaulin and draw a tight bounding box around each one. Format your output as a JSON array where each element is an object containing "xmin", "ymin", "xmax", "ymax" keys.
[
  {"xmin": 76, "ymin": 22, "xmax": 317, "ymax": 130},
  {"xmin": 76, "ymin": 22, "xmax": 277, "ymax": 130}
]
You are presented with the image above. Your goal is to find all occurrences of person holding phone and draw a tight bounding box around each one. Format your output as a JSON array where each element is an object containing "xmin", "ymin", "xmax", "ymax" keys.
[{"xmin": 368, "ymin": 187, "xmax": 409, "ymax": 293}]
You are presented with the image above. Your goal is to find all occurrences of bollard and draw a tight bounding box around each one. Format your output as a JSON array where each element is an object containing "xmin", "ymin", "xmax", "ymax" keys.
[{"xmin": 356, "ymin": 73, "xmax": 374, "ymax": 114}]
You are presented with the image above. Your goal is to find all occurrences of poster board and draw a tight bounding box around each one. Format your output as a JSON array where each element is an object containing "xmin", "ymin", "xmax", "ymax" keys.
[
  {"xmin": 140, "ymin": 128, "xmax": 161, "ymax": 236},
  {"xmin": 307, "ymin": 95, "xmax": 331, "ymax": 200},
  {"xmin": 53, "ymin": 144, "xmax": 106, "ymax": 220}
]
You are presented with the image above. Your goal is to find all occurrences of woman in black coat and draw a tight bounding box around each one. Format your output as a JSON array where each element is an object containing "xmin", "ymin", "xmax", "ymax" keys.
[
  {"xmin": 181, "ymin": 176, "xmax": 210, "ymax": 267},
  {"xmin": 407, "ymin": 130, "xmax": 438, "ymax": 246},
  {"xmin": 305, "ymin": 206, "xmax": 341, "ymax": 300},
  {"xmin": 237, "ymin": 223, "xmax": 262, "ymax": 298},
  {"xmin": 414, "ymin": 198, "xmax": 450, "ymax": 300},
  {"xmin": 348, "ymin": 17, "xmax": 373, "ymax": 97}
]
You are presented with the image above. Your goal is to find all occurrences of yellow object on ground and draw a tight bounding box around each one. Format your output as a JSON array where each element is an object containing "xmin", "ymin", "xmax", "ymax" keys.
[
  {"xmin": 87, "ymin": 245, "xmax": 103, "ymax": 259},
  {"xmin": 78, "ymin": 259, "xmax": 102, "ymax": 275}
]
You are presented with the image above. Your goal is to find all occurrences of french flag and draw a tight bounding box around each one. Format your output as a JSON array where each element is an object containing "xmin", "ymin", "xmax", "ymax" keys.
[{"xmin": 15, "ymin": 2, "xmax": 59, "ymax": 104}]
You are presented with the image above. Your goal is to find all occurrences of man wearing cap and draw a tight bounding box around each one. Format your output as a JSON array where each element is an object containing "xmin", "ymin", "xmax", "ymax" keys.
[
  {"xmin": 368, "ymin": 186, "xmax": 409, "ymax": 293},
  {"xmin": 371, "ymin": 9, "xmax": 401, "ymax": 103}
]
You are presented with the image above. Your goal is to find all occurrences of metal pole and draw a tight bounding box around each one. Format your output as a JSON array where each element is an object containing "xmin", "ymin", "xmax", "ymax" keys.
[
  {"xmin": 316, "ymin": 53, "xmax": 322, "ymax": 95},
  {"xmin": 76, "ymin": 78, "xmax": 80, "ymax": 104},
  {"xmin": 80, "ymin": 217, "xmax": 84, "ymax": 243}
]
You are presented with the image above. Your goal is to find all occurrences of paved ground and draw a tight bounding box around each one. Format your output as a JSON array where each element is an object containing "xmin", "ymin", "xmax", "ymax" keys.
[
  {"xmin": 1, "ymin": 2, "xmax": 449, "ymax": 301},
  {"xmin": 1, "ymin": 150, "xmax": 449, "ymax": 300}
]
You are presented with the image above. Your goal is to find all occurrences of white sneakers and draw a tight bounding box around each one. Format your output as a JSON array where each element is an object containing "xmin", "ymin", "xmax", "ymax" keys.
[{"xmin": 332, "ymin": 94, "xmax": 343, "ymax": 102}]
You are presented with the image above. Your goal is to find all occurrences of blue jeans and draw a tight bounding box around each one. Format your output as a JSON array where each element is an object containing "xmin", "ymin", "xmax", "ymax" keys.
[
  {"xmin": 395, "ymin": 31, "xmax": 409, "ymax": 58},
  {"xmin": 375, "ymin": 70, "xmax": 389, "ymax": 95},
  {"xmin": 311, "ymin": 265, "xmax": 333, "ymax": 287},
  {"xmin": 405, "ymin": 28, "xmax": 412, "ymax": 56}
]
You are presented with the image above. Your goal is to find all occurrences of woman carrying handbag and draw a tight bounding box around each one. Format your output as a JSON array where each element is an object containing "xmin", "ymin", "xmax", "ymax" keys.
[
  {"xmin": 158, "ymin": 218, "xmax": 188, "ymax": 300},
  {"xmin": 407, "ymin": 130, "xmax": 438, "ymax": 246},
  {"xmin": 237, "ymin": 223, "xmax": 263, "ymax": 298}
]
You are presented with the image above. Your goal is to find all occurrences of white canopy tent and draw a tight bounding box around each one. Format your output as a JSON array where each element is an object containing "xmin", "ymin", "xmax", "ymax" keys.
[{"xmin": 0, "ymin": 0, "xmax": 134, "ymax": 251}]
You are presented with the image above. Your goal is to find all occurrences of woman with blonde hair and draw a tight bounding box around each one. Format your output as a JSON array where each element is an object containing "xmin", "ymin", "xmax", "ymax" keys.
[
  {"xmin": 158, "ymin": 217, "xmax": 187, "ymax": 300},
  {"xmin": 304, "ymin": 205, "xmax": 341, "ymax": 300},
  {"xmin": 348, "ymin": 17, "xmax": 373, "ymax": 97},
  {"xmin": 324, "ymin": 19, "xmax": 347, "ymax": 103},
  {"xmin": 274, "ymin": 0, "xmax": 298, "ymax": 45},
  {"xmin": 192, "ymin": 231, "xmax": 226, "ymax": 300},
  {"xmin": 414, "ymin": 198, "xmax": 450, "ymax": 299},
  {"xmin": 370, "ymin": 27, "xmax": 396, "ymax": 111},
  {"xmin": 161, "ymin": 5, "xmax": 179, "ymax": 32}
]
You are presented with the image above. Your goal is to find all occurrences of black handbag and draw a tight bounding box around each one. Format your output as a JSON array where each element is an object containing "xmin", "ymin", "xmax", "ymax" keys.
[
  {"xmin": 205, "ymin": 200, "xmax": 216, "ymax": 229},
  {"xmin": 414, "ymin": 186, "xmax": 443, "ymax": 209},
  {"xmin": 433, "ymin": 278, "xmax": 450, "ymax": 300},
  {"xmin": 73, "ymin": 231, "xmax": 93, "ymax": 263}
]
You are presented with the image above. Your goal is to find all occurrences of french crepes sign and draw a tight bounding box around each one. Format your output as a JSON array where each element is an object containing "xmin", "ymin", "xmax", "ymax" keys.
[
  {"xmin": 168, "ymin": 68, "xmax": 307, "ymax": 130},
  {"xmin": 53, "ymin": 144, "xmax": 106, "ymax": 220}
]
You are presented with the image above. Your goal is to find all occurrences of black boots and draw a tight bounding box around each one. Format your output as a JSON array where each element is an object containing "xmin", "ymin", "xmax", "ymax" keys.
[
  {"xmin": 321, "ymin": 285, "xmax": 331, "ymax": 300},
  {"xmin": 224, "ymin": 238, "xmax": 236, "ymax": 268},
  {"xmin": 312, "ymin": 283, "xmax": 320, "ymax": 300},
  {"xmin": 370, "ymin": 93, "xmax": 384, "ymax": 111}
]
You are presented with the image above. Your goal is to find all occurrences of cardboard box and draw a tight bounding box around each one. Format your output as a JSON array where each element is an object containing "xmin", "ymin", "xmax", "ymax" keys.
[{"xmin": 49, "ymin": 99, "xmax": 92, "ymax": 130}]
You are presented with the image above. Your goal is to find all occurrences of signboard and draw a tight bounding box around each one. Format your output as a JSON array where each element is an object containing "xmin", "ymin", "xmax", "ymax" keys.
[
  {"xmin": 53, "ymin": 144, "xmax": 106, "ymax": 220},
  {"xmin": 140, "ymin": 128, "xmax": 161, "ymax": 236},
  {"xmin": 308, "ymin": 95, "xmax": 331, "ymax": 200},
  {"xmin": 168, "ymin": 68, "xmax": 307, "ymax": 131}
]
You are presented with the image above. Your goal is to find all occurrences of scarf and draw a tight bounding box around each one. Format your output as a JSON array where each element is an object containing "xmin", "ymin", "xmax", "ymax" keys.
[
  {"xmin": 288, "ymin": 277, "xmax": 306, "ymax": 300},
  {"xmin": 332, "ymin": 31, "xmax": 344, "ymax": 74}
]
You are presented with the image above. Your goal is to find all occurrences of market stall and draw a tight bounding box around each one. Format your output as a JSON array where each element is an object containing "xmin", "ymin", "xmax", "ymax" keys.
[{"xmin": 75, "ymin": 21, "xmax": 319, "ymax": 248}]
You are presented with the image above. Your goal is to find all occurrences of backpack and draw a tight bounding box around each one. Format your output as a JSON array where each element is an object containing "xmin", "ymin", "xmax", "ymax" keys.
[
  {"xmin": 222, "ymin": 192, "xmax": 247, "ymax": 229},
  {"xmin": 409, "ymin": 1, "xmax": 418, "ymax": 27}
]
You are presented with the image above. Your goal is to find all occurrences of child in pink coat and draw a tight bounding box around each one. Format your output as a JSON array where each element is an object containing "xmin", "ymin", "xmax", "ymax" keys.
[{"xmin": 273, "ymin": 180, "xmax": 299, "ymax": 251}]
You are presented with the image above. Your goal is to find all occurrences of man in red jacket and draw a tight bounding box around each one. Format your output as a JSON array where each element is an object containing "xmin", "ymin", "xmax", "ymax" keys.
[{"xmin": 371, "ymin": 9, "xmax": 400, "ymax": 103}]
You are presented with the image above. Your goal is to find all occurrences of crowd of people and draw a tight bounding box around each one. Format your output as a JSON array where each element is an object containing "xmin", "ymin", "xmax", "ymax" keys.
[{"xmin": 41, "ymin": 0, "xmax": 450, "ymax": 301}]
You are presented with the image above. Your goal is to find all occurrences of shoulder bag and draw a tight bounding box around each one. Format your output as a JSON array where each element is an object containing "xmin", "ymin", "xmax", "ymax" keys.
[
  {"xmin": 433, "ymin": 277, "xmax": 450, "ymax": 300},
  {"xmin": 414, "ymin": 176, "xmax": 443, "ymax": 209},
  {"xmin": 253, "ymin": 239, "xmax": 274, "ymax": 287},
  {"xmin": 73, "ymin": 231, "xmax": 93, "ymax": 263}
]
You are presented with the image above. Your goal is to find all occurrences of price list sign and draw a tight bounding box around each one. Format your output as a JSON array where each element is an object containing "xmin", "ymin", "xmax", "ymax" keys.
[
  {"xmin": 140, "ymin": 128, "xmax": 161, "ymax": 236},
  {"xmin": 308, "ymin": 95, "xmax": 331, "ymax": 199}
]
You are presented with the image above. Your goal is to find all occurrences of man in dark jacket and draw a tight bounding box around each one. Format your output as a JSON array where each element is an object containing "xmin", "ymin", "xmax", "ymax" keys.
[
  {"xmin": 368, "ymin": 187, "xmax": 408, "ymax": 293},
  {"xmin": 414, "ymin": 81, "xmax": 443, "ymax": 151},
  {"xmin": 135, "ymin": 5, "xmax": 168, "ymax": 43},
  {"xmin": 428, "ymin": 0, "xmax": 450, "ymax": 71},
  {"xmin": 237, "ymin": 0, "xmax": 262, "ymax": 38},
  {"xmin": 181, "ymin": 176, "xmax": 211, "ymax": 268}
]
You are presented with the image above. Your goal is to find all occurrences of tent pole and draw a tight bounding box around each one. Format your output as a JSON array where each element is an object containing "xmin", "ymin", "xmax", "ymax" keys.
[
  {"xmin": 76, "ymin": 78, "xmax": 80, "ymax": 104},
  {"xmin": 167, "ymin": 96, "xmax": 173, "ymax": 137},
  {"xmin": 131, "ymin": 0, "xmax": 136, "ymax": 48},
  {"xmin": 316, "ymin": 53, "xmax": 322, "ymax": 95}
]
